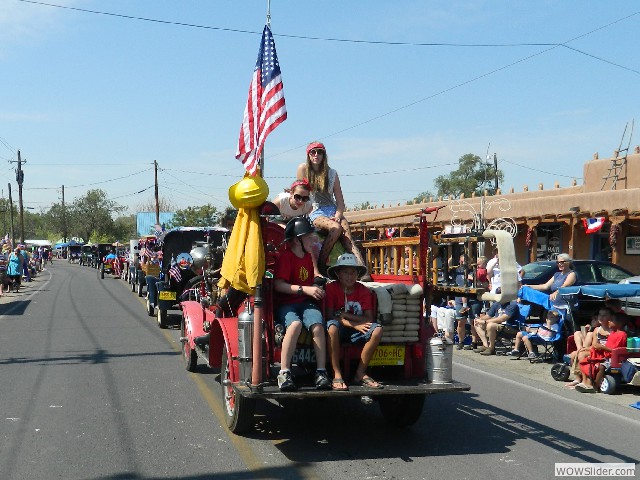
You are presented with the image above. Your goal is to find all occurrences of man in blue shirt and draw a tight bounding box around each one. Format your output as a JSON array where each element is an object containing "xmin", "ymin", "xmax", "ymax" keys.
[{"xmin": 472, "ymin": 300, "xmax": 519, "ymax": 356}]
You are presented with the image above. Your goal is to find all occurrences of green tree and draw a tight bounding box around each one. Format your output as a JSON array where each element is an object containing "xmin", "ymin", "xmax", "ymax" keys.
[
  {"xmin": 434, "ymin": 153, "xmax": 504, "ymax": 198},
  {"xmin": 352, "ymin": 201, "xmax": 372, "ymax": 211},
  {"xmin": 111, "ymin": 215, "xmax": 137, "ymax": 241},
  {"xmin": 70, "ymin": 189, "xmax": 124, "ymax": 242},
  {"xmin": 410, "ymin": 191, "xmax": 433, "ymax": 204},
  {"xmin": 168, "ymin": 204, "xmax": 221, "ymax": 228}
]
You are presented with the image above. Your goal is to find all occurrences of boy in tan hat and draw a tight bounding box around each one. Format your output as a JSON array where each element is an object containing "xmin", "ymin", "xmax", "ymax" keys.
[{"xmin": 325, "ymin": 253, "xmax": 383, "ymax": 391}]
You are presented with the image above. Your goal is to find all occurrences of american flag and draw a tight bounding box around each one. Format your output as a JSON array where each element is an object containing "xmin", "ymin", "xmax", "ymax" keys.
[
  {"xmin": 169, "ymin": 264, "xmax": 182, "ymax": 283},
  {"xmin": 236, "ymin": 25, "xmax": 287, "ymax": 175}
]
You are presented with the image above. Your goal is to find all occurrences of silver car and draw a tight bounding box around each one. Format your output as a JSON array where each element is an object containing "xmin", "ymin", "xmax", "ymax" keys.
[{"xmin": 619, "ymin": 275, "xmax": 640, "ymax": 316}]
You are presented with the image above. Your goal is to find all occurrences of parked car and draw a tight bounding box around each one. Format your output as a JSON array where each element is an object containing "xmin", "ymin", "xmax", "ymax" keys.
[
  {"xmin": 618, "ymin": 275, "xmax": 640, "ymax": 317},
  {"xmin": 521, "ymin": 260, "xmax": 634, "ymax": 324}
]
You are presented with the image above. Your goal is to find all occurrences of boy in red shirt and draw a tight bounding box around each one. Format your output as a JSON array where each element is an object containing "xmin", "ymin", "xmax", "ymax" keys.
[
  {"xmin": 575, "ymin": 312, "xmax": 628, "ymax": 393},
  {"xmin": 325, "ymin": 254, "xmax": 383, "ymax": 391},
  {"xmin": 274, "ymin": 217, "xmax": 331, "ymax": 392}
]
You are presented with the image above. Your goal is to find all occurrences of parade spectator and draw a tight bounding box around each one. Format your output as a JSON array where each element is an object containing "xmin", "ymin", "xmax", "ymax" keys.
[
  {"xmin": 273, "ymin": 216, "xmax": 331, "ymax": 392},
  {"xmin": 473, "ymin": 299, "xmax": 520, "ymax": 355},
  {"xmin": 565, "ymin": 310, "xmax": 610, "ymax": 388},
  {"xmin": 575, "ymin": 311, "xmax": 627, "ymax": 393},
  {"xmin": 325, "ymin": 254, "xmax": 383, "ymax": 391},
  {"xmin": 486, "ymin": 249, "xmax": 522, "ymax": 294},
  {"xmin": 7, "ymin": 247, "xmax": 23, "ymax": 293},
  {"xmin": 523, "ymin": 253, "xmax": 576, "ymax": 306},
  {"xmin": 508, "ymin": 309, "xmax": 561, "ymax": 360}
]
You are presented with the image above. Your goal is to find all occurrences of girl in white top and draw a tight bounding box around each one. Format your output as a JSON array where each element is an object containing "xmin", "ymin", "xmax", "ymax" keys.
[{"xmin": 272, "ymin": 179, "xmax": 313, "ymax": 220}]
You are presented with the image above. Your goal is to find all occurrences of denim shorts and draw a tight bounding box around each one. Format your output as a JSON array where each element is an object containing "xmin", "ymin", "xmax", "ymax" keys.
[
  {"xmin": 327, "ymin": 319, "xmax": 381, "ymax": 343},
  {"xmin": 277, "ymin": 302, "xmax": 323, "ymax": 330},
  {"xmin": 309, "ymin": 205, "xmax": 337, "ymax": 222}
]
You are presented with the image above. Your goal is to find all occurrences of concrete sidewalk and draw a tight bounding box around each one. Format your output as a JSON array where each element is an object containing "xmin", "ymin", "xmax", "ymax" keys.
[
  {"xmin": 453, "ymin": 341, "xmax": 640, "ymax": 410},
  {"xmin": 0, "ymin": 269, "xmax": 45, "ymax": 305}
]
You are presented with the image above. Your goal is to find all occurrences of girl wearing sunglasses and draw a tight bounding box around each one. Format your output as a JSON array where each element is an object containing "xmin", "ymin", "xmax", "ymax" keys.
[
  {"xmin": 273, "ymin": 179, "xmax": 313, "ymax": 220},
  {"xmin": 296, "ymin": 141, "xmax": 366, "ymax": 276}
]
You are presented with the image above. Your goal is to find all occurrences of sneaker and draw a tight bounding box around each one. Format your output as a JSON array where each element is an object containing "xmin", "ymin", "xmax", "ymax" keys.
[
  {"xmin": 506, "ymin": 349, "xmax": 521, "ymax": 357},
  {"xmin": 473, "ymin": 345, "xmax": 487, "ymax": 353},
  {"xmin": 463, "ymin": 343, "xmax": 477, "ymax": 351},
  {"xmin": 315, "ymin": 370, "xmax": 331, "ymax": 390},
  {"xmin": 277, "ymin": 370, "xmax": 296, "ymax": 391},
  {"xmin": 527, "ymin": 352, "xmax": 538, "ymax": 360},
  {"xmin": 455, "ymin": 343, "xmax": 464, "ymax": 350},
  {"xmin": 480, "ymin": 348, "xmax": 496, "ymax": 356}
]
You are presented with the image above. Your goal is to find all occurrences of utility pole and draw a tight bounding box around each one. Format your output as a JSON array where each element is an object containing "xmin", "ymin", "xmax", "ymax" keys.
[
  {"xmin": 493, "ymin": 152, "xmax": 499, "ymax": 192},
  {"xmin": 8, "ymin": 183, "xmax": 14, "ymax": 247},
  {"xmin": 154, "ymin": 160, "xmax": 160, "ymax": 225},
  {"xmin": 11, "ymin": 150, "xmax": 26, "ymax": 244},
  {"xmin": 61, "ymin": 185, "xmax": 67, "ymax": 243}
]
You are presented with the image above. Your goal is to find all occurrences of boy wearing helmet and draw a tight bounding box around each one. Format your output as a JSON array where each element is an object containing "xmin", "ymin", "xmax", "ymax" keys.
[
  {"xmin": 325, "ymin": 254, "xmax": 383, "ymax": 390},
  {"xmin": 274, "ymin": 216, "xmax": 331, "ymax": 391}
]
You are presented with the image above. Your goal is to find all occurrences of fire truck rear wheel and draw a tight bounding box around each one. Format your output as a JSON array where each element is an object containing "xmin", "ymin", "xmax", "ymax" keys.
[
  {"xmin": 221, "ymin": 347, "xmax": 255, "ymax": 433},
  {"xmin": 181, "ymin": 317, "xmax": 197, "ymax": 372},
  {"xmin": 379, "ymin": 394, "xmax": 425, "ymax": 428}
]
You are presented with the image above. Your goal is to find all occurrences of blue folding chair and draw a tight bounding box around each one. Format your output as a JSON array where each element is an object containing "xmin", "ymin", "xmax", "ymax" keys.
[{"xmin": 525, "ymin": 308, "xmax": 566, "ymax": 363}]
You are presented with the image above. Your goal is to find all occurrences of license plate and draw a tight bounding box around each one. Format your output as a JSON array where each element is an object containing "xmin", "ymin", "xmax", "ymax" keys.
[
  {"xmin": 159, "ymin": 290, "xmax": 176, "ymax": 301},
  {"xmin": 369, "ymin": 345, "xmax": 405, "ymax": 366},
  {"xmin": 292, "ymin": 348, "xmax": 316, "ymax": 364}
]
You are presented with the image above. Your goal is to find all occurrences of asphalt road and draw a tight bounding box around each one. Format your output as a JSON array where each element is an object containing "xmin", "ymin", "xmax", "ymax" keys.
[{"xmin": 1, "ymin": 263, "xmax": 639, "ymax": 480}]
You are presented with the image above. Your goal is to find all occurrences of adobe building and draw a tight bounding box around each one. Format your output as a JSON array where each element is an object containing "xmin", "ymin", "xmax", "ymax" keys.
[{"xmin": 345, "ymin": 148, "xmax": 640, "ymax": 274}]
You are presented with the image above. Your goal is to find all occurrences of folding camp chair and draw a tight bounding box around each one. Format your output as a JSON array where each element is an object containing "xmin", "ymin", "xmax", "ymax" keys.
[
  {"xmin": 525, "ymin": 307, "xmax": 566, "ymax": 363},
  {"xmin": 494, "ymin": 303, "xmax": 531, "ymax": 355}
]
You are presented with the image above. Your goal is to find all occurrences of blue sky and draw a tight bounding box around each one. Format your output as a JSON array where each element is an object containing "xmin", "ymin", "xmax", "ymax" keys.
[{"xmin": 1, "ymin": 1, "xmax": 639, "ymax": 215}]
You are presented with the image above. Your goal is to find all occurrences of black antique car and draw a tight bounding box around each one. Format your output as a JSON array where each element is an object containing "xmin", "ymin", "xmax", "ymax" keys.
[
  {"xmin": 79, "ymin": 244, "xmax": 95, "ymax": 266},
  {"xmin": 146, "ymin": 227, "xmax": 228, "ymax": 328}
]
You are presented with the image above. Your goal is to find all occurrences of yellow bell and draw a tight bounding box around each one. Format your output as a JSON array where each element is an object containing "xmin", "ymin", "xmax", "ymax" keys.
[{"xmin": 228, "ymin": 174, "xmax": 269, "ymax": 209}]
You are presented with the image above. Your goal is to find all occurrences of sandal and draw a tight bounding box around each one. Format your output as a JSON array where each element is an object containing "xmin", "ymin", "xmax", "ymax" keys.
[
  {"xmin": 331, "ymin": 378, "xmax": 349, "ymax": 391},
  {"xmin": 355, "ymin": 375, "xmax": 384, "ymax": 389},
  {"xmin": 564, "ymin": 380, "xmax": 580, "ymax": 389}
]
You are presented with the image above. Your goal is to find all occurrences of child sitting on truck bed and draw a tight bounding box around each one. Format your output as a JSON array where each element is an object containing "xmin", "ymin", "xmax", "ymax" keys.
[
  {"xmin": 274, "ymin": 216, "xmax": 331, "ymax": 392},
  {"xmin": 325, "ymin": 253, "xmax": 383, "ymax": 391}
]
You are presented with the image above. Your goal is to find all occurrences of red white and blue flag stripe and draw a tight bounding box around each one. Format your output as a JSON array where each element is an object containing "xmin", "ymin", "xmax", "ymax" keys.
[
  {"xmin": 168, "ymin": 264, "xmax": 182, "ymax": 283},
  {"xmin": 583, "ymin": 217, "xmax": 605, "ymax": 234},
  {"xmin": 236, "ymin": 25, "xmax": 287, "ymax": 175}
]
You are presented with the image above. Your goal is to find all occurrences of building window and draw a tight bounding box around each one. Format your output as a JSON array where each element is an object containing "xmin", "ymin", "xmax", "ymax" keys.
[{"xmin": 536, "ymin": 223, "xmax": 563, "ymax": 260}]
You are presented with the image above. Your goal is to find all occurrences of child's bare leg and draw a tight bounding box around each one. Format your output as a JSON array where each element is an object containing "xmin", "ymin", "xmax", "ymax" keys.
[
  {"xmin": 310, "ymin": 323, "xmax": 327, "ymax": 370},
  {"xmin": 594, "ymin": 364, "xmax": 606, "ymax": 391},
  {"xmin": 327, "ymin": 325, "xmax": 342, "ymax": 377},
  {"xmin": 280, "ymin": 322, "xmax": 302, "ymax": 371},
  {"xmin": 337, "ymin": 218, "xmax": 365, "ymax": 268},
  {"xmin": 354, "ymin": 327, "xmax": 382, "ymax": 383},
  {"xmin": 313, "ymin": 217, "xmax": 342, "ymax": 273}
]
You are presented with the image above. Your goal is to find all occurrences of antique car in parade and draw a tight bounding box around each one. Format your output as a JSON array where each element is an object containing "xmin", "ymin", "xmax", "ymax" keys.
[
  {"xmin": 79, "ymin": 244, "xmax": 95, "ymax": 267},
  {"xmin": 145, "ymin": 227, "xmax": 228, "ymax": 328},
  {"xmin": 176, "ymin": 175, "xmax": 500, "ymax": 434}
]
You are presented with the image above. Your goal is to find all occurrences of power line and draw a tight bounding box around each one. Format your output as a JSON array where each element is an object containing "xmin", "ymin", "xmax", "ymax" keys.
[
  {"xmin": 25, "ymin": 167, "xmax": 153, "ymax": 190},
  {"xmin": 502, "ymin": 159, "xmax": 581, "ymax": 179}
]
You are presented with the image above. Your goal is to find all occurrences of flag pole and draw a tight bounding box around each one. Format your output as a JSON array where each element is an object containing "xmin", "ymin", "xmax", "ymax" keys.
[{"xmin": 266, "ymin": 0, "xmax": 271, "ymax": 27}]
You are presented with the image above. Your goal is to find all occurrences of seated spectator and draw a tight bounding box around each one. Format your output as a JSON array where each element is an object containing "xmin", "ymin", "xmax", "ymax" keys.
[
  {"xmin": 565, "ymin": 309, "xmax": 612, "ymax": 388},
  {"xmin": 575, "ymin": 312, "xmax": 628, "ymax": 393},
  {"xmin": 523, "ymin": 253, "xmax": 576, "ymax": 306},
  {"xmin": 325, "ymin": 254, "xmax": 383, "ymax": 391},
  {"xmin": 472, "ymin": 299, "xmax": 520, "ymax": 355},
  {"xmin": 508, "ymin": 309, "xmax": 560, "ymax": 360}
]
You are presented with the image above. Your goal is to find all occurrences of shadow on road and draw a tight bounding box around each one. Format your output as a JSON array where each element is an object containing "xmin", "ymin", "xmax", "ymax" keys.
[
  {"xmin": 0, "ymin": 349, "xmax": 178, "ymax": 366},
  {"xmin": 0, "ymin": 300, "xmax": 32, "ymax": 316}
]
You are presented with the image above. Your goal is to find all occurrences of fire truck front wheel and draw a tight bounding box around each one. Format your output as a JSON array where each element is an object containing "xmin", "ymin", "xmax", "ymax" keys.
[
  {"xmin": 221, "ymin": 347, "xmax": 255, "ymax": 434},
  {"xmin": 378, "ymin": 394, "xmax": 425, "ymax": 428}
]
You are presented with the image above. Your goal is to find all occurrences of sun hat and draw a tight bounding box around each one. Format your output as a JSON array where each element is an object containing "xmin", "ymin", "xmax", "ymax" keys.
[
  {"xmin": 306, "ymin": 141, "xmax": 325, "ymax": 156},
  {"xmin": 327, "ymin": 253, "xmax": 367, "ymax": 280}
]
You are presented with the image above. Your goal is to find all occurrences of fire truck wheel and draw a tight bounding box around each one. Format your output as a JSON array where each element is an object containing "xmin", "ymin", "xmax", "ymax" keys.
[
  {"xmin": 157, "ymin": 308, "xmax": 168, "ymax": 329},
  {"xmin": 379, "ymin": 394, "xmax": 425, "ymax": 428},
  {"xmin": 221, "ymin": 347, "xmax": 255, "ymax": 433},
  {"xmin": 181, "ymin": 317, "xmax": 197, "ymax": 372}
]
